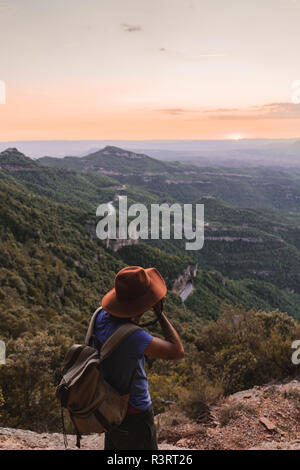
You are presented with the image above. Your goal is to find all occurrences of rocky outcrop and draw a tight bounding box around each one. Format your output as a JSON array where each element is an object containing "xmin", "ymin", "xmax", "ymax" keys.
[
  {"xmin": 100, "ymin": 146, "xmax": 147, "ymax": 160},
  {"xmin": 86, "ymin": 221, "xmax": 139, "ymax": 251},
  {"xmin": 104, "ymin": 236, "xmax": 139, "ymax": 252},
  {"xmin": 156, "ymin": 376, "xmax": 300, "ymax": 450},
  {"xmin": 205, "ymin": 236, "xmax": 264, "ymax": 243},
  {"xmin": 172, "ymin": 264, "xmax": 198, "ymax": 299}
]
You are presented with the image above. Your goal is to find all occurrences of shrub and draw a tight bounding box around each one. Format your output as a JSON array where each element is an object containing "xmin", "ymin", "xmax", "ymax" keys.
[
  {"xmin": 217, "ymin": 403, "xmax": 241, "ymax": 426},
  {"xmin": 0, "ymin": 331, "xmax": 73, "ymax": 432},
  {"xmin": 217, "ymin": 401, "xmax": 257, "ymax": 427},
  {"xmin": 176, "ymin": 367, "xmax": 223, "ymax": 420},
  {"xmin": 196, "ymin": 305, "xmax": 300, "ymax": 395}
]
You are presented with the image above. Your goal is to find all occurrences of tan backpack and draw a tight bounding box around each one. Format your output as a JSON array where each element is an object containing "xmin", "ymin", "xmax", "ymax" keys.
[{"xmin": 55, "ymin": 306, "xmax": 141, "ymax": 448}]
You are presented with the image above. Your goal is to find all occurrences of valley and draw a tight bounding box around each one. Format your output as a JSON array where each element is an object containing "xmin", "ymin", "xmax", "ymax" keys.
[{"xmin": 0, "ymin": 145, "xmax": 299, "ymax": 434}]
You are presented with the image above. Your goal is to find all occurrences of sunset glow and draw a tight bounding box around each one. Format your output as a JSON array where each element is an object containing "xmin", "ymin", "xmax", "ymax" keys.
[{"xmin": 0, "ymin": 0, "xmax": 300, "ymax": 140}]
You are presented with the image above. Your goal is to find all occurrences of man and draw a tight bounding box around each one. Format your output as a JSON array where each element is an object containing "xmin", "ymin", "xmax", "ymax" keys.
[{"xmin": 94, "ymin": 265, "xmax": 184, "ymax": 450}]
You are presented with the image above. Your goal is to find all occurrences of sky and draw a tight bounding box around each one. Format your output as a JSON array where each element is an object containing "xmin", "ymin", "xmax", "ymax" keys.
[{"xmin": 0, "ymin": 0, "xmax": 300, "ymax": 140}]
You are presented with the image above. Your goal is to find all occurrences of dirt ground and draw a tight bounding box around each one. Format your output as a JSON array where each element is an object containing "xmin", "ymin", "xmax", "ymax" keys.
[
  {"xmin": 156, "ymin": 377, "xmax": 300, "ymax": 450},
  {"xmin": 0, "ymin": 377, "xmax": 299, "ymax": 451}
]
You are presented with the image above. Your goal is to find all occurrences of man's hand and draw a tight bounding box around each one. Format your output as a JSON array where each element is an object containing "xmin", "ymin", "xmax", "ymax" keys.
[
  {"xmin": 145, "ymin": 299, "xmax": 184, "ymax": 361},
  {"xmin": 153, "ymin": 299, "xmax": 164, "ymax": 317}
]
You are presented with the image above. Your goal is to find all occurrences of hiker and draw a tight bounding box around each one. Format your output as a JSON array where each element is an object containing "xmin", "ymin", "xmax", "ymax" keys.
[{"xmin": 94, "ymin": 265, "xmax": 184, "ymax": 450}]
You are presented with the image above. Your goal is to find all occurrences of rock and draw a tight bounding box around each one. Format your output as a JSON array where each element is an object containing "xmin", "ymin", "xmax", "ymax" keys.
[
  {"xmin": 176, "ymin": 438, "xmax": 188, "ymax": 447},
  {"xmin": 259, "ymin": 417, "xmax": 277, "ymax": 432}
]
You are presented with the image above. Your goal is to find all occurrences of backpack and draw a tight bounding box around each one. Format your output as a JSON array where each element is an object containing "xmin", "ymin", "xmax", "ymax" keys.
[{"xmin": 55, "ymin": 306, "xmax": 141, "ymax": 448}]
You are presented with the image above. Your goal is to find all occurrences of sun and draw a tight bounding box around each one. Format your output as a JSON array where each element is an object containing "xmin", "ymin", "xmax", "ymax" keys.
[{"xmin": 227, "ymin": 134, "xmax": 245, "ymax": 141}]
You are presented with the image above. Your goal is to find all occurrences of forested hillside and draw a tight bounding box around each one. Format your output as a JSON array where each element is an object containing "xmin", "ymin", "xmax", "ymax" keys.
[
  {"xmin": 0, "ymin": 146, "xmax": 299, "ymax": 432},
  {"xmin": 0, "ymin": 176, "xmax": 201, "ymax": 430}
]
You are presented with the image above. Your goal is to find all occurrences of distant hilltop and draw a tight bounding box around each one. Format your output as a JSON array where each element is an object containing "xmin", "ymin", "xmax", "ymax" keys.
[
  {"xmin": 1, "ymin": 139, "xmax": 300, "ymax": 167},
  {"xmin": 0, "ymin": 148, "xmax": 38, "ymax": 171},
  {"xmin": 97, "ymin": 145, "xmax": 147, "ymax": 159},
  {"xmin": 37, "ymin": 145, "xmax": 170, "ymax": 175}
]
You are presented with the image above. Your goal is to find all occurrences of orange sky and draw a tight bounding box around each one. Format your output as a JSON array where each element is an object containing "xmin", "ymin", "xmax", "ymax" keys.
[
  {"xmin": 1, "ymin": 0, "xmax": 300, "ymax": 140},
  {"xmin": 1, "ymin": 85, "xmax": 299, "ymax": 140}
]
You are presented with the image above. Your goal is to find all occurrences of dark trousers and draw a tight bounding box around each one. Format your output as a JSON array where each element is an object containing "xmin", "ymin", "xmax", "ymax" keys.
[{"xmin": 104, "ymin": 406, "xmax": 158, "ymax": 450}]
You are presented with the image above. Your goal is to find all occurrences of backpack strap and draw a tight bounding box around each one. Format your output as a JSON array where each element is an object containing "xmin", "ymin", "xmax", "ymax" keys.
[
  {"xmin": 99, "ymin": 322, "xmax": 141, "ymax": 362},
  {"xmin": 84, "ymin": 306, "xmax": 103, "ymax": 346},
  {"xmin": 84, "ymin": 306, "xmax": 142, "ymax": 361}
]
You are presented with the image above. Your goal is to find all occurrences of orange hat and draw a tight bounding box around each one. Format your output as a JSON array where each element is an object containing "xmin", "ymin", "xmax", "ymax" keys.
[{"xmin": 102, "ymin": 266, "xmax": 167, "ymax": 318}]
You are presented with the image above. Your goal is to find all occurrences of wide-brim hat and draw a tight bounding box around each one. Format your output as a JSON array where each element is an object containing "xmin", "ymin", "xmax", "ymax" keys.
[{"xmin": 102, "ymin": 266, "xmax": 167, "ymax": 318}]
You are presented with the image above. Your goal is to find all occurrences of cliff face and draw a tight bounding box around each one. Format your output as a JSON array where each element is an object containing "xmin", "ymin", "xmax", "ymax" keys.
[
  {"xmin": 85, "ymin": 220, "xmax": 139, "ymax": 251},
  {"xmin": 171, "ymin": 264, "xmax": 198, "ymax": 299},
  {"xmin": 104, "ymin": 236, "xmax": 139, "ymax": 252}
]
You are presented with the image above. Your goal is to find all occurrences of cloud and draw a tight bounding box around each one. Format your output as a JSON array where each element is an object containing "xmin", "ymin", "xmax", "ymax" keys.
[
  {"xmin": 155, "ymin": 103, "xmax": 300, "ymax": 120},
  {"xmin": 121, "ymin": 23, "xmax": 142, "ymax": 33},
  {"xmin": 157, "ymin": 108, "xmax": 199, "ymax": 116},
  {"xmin": 208, "ymin": 103, "xmax": 300, "ymax": 120}
]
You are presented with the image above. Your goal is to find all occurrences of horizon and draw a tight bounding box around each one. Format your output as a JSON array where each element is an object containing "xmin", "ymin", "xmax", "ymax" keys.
[
  {"xmin": 1, "ymin": 137, "xmax": 300, "ymax": 160},
  {"xmin": 1, "ymin": 1, "xmax": 300, "ymax": 141}
]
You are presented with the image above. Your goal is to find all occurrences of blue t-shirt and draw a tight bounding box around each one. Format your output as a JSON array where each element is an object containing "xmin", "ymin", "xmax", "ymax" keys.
[{"xmin": 94, "ymin": 308, "xmax": 154, "ymax": 411}]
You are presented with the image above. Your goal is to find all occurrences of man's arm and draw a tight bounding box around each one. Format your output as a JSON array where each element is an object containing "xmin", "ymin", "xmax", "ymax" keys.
[{"xmin": 144, "ymin": 309, "xmax": 184, "ymax": 361}]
